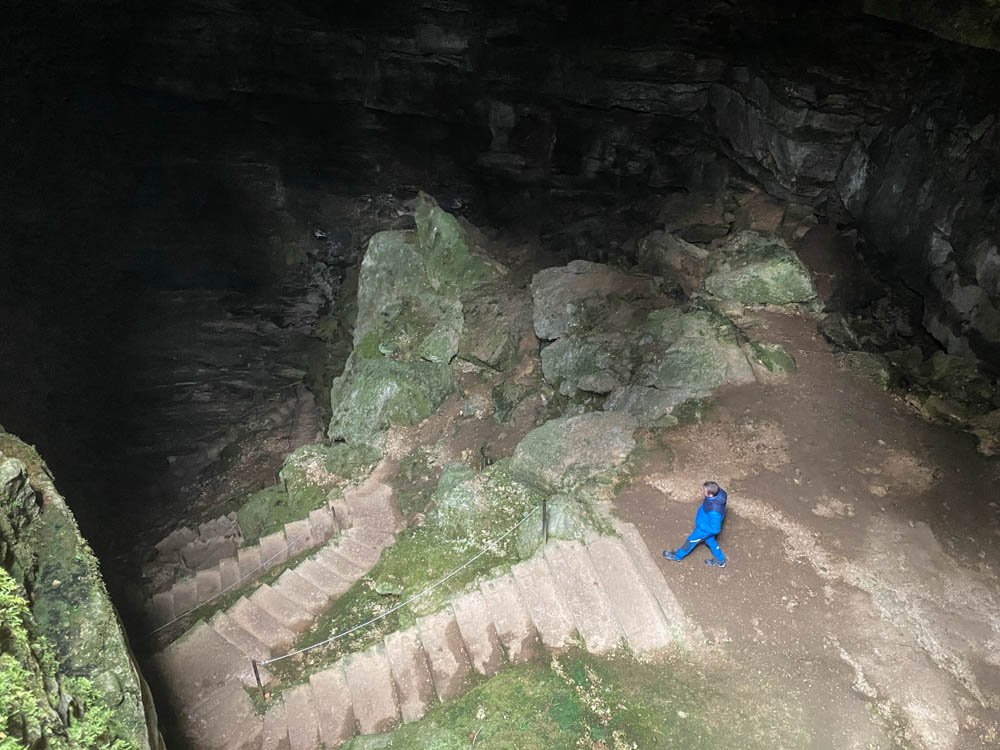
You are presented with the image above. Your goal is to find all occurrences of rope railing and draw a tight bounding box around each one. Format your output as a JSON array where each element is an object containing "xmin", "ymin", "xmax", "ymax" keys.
[{"xmin": 256, "ymin": 503, "xmax": 542, "ymax": 672}]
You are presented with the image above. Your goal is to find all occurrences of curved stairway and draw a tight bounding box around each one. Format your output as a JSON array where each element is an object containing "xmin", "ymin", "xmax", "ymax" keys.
[{"xmin": 162, "ymin": 518, "xmax": 697, "ymax": 749}]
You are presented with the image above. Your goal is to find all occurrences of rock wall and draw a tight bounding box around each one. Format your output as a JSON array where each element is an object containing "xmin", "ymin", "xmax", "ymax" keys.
[
  {"xmin": 106, "ymin": 1, "xmax": 1000, "ymax": 369},
  {"xmin": 0, "ymin": 429, "xmax": 162, "ymax": 749}
]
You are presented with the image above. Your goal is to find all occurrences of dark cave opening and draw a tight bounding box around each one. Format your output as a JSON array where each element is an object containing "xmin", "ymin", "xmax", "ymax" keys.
[{"xmin": 3, "ymin": 0, "xmax": 1000, "ymax": 624}]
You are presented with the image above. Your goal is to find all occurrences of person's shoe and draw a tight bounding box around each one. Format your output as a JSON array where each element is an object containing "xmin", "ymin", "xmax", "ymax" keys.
[
  {"xmin": 704, "ymin": 558, "xmax": 726, "ymax": 568},
  {"xmin": 662, "ymin": 550, "xmax": 681, "ymax": 561}
]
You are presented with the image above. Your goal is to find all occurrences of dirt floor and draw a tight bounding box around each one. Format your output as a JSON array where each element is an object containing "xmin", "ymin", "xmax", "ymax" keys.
[{"xmin": 615, "ymin": 309, "xmax": 1000, "ymax": 749}]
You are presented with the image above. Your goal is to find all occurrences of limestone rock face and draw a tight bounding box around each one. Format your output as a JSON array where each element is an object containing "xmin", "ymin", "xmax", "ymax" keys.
[
  {"xmin": 0, "ymin": 431, "xmax": 161, "ymax": 750},
  {"xmin": 703, "ymin": 231, "xmax": 817, "ymax": 305}
]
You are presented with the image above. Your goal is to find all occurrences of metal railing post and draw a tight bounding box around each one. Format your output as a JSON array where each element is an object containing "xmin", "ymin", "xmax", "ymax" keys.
[
  {"xmin": 251, "ymin": 659, "xmax": 265, "ymax": 700},
  {"xmin": 542, "ymin": 498, "xmax": 548, "ymax": 545}
]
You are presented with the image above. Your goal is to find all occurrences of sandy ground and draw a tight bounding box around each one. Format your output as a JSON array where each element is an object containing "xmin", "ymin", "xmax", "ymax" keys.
[{"xmin": 616, "ymin": 309, "xmax": 1000, "ymax": 750}]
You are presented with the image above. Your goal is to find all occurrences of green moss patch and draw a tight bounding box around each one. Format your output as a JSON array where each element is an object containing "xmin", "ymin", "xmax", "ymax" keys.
[{"xmin": 338, "ymin": 651, "xmax": 804, "ymax": 750}]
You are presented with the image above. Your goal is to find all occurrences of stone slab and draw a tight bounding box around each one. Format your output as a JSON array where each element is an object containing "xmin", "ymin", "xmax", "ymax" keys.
[
  {"xmin": 417, "ymin": 609, "xmax": 472, "ymax": 702},
  {"xmin": 284, "ymin": 518, "xmax": 316, "ymax": 557},
  {"xmin": 149, "ymin": 592, "xmax": 175, "ymax": 629},
  {"xmin": 543, "ymin": 540, "xmax": 623, "ymax": 654},
  {"xmin": 615, "ymin": 521, "xmax": 699, "ymax": 648},
  {"xmin": 309, "ymin": 665, "xmax": 357, "ymax": 747},
  {"xmin": 171, "ymin": 577, "xmax": 198, "ymax": 616},
  {"xmin": 343, "ymin": 645, "xmax": 401, "ymax": 735},
  {"xmin": 181, "ymin": 681, "xmax": 262, "ymax": 750},
  {"xmin": 260, "ymin": 699, "xmax": 290, "ymax": 750},
  {"xmin": 195, "ymin": 568, "xmax": 222, "ymax": 604},
  {"xmin": 219, "ymin": 556, "xmax": 241, "ymax": 592},
  {"xmin": 587, "ymin": 535, "xmax": 672, "ymax": 655},
  {"xmin": 209, "ymin": 610, "xmax": 272, "ymax": 663},
  {"xmin": 451, "ymin": 590, "xmax": 503, "ymax": 676},
  {"xmin": 249, "ymin": 584, "xmax": 313, "ymax": 634},
  {"xmin": 334, "ymin": 535, "xmax": 380, "ymax": 568},
  {"xmin": 157, "ymin": 622, "xmax": 256, "ymax": 707},
  {"xmin": 315, "ymin": 546, "xmax": 366, "ymax": 580},
  {"xmin": 229, "ymin": 597, "xmax": 296, "ymax": 653},
  {"xmin": 259, "ymin": 531, "xmax": 290, "ymax": 566},
  {"xmin": 479, "ymin": 574, "xmax": 540, "ymax": 664},
  {"xmin": 274, "ymin": 569, "xmax": 329, "ymax": 615},
  {"xmin": 237, "ymin": 544, "xmax": 263, "ymax": 580},
  {"xmin": 283, "ymin": 682, "xmax": 321, "ymax": 750},
  {"xmin": 511, "ymin": 553, "xmax": 577, "ymax": 649},
  {"xmin": 308, "ymin": 506, "xmax": 337, "ymax": 539},
  {"xmin": 295, "ymin": 557, "xmax": 353, "ymax": 597},
  {"xmin": 384, "ymin": 627, "xmax": 435, "ymax": 723}
]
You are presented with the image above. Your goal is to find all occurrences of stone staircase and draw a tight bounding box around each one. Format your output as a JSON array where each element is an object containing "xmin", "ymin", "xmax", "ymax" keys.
[
  {"xmin": 152, "ymin": 462, "xmax": 401, "ymax": 734},
  {"xmin": 146, "ymin": 499, "xmax": 351, "ymax": 632},
  {"xmin": 161, "ymin": 521, "xmax": 696, "ymax": 749}
]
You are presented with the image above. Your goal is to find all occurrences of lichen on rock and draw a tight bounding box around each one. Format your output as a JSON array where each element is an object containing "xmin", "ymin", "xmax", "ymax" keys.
[
  {"xmin": 1, "ymin": 432, "xmax": 160, "ymax": 750},
  {"xmin": 704, "ymin": 231, "xmax": 817, "ymax": 305}
]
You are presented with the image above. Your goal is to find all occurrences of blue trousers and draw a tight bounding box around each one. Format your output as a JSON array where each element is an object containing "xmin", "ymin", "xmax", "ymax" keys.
[{"xmin": 674, "ymin": 531, "xmax": 725, "ymax": 563}]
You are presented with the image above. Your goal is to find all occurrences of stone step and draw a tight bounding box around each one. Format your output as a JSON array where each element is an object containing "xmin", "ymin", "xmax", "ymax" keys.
[
  {"xmin": 156, "ymin": 622, "xmax": 257, "ymax": 708},
  {"xmin": 451, "ymin": 589, "xmax": 503, "ymax": 676},
  {"xmin": 615, "ymin": 522, "xmax": 699, "ymax": 648},
  {"xmin": 314, "ymin": 546, "xmax": 366, "ymax": 580},
  {"xmin": 479, "ymin": 574, "xmax": 541, "ymax": 664},
  {"xmin": 586, "ymin": 535, "xmax": 673, "ymax": 656},
  {"xmin": 346, "ymin": 524, "xmax": 395, "ymax": 554},
  {"xmin": 384, "ymin": 627, "xmax": 436, "ymax": 723},
  {"xmin": 260, "ymin": 698, "xmax": 291, "ymax": 750},
  {"xmin": 417, "ymin": 609, "xmax": 473, "ymax": 702},
  {"xmin": 209, "ymin": 610, "xmax": 273, "ymax": 664},
  {"xmin": 195, "ymin": 568, "xmax": 222, "ymax": 604},
  {"xmin": 259, "ymin": 530, "xmax": 290, "ymax": 567},
  {"xmin": 331, "ymin": 497, "xmax": 352, "ymax": 531},
  {"xmin": 149, "ymin": 591, "xmax": 175, "ymax": 629},
  {"xmin": 345, "ymin": 484, "xmax": 399, "ymax": 534},
  {"xmin": 308, "ymin": 506, "xmax": 337, "ymax": 540},
  {"xmin": 219, "ymin": 555, "xmax": 241, "ymax": 592},
  {"xmin": 294, "ymin": 557, "xmax": 353, "ymax": 598},
  {"xmin": 333, "ymin": 535, "xmax": 382, "ymax": 569},
  {"xmin": 283, "ymin": 518, "xmax": 316, "ymax": 558},
  {"xmin": 229, "ymin": 597, "xmax": 296, "ymax": 653},
  {"xmin": 171, "ymin": 578, "xmax": 198, "ymax": 616},
  {"xmin": 237, "ymin": 544, "xmax": 263, "ymax": 580},
  {"xmin": 283, "ymin": 682, "xmax": 321, "ymax": 750},
  {"xmin": 181, "ymin": 536, "xmax": 239, "ymax": 571},
  {"xmin": 511, "ymin": 554, "xmax": 576, "ymax": 649},
  {"xmin": 180, "ymin": 681, "xmax": 261, "ymax": 750},
  {"xmin": 249, "ymin": 584, "xmax": 314, "ymax": 634},
  {"xmin": 542, "ymin": 540, "xmax": 623, "ymax": 654},
  {"xmin": 309, "ymin": 665, "xmax": 357, "ymax": 747},
  {"xmin": 154, "ymin": 526, "xmax": 197, "ymax": 563},
  {"xmin": 273, "ymin": 569, "xmax": 330, "ymax": 615},
  {"xmin": 343, "ymin": 644, "xmax": 401, "ymax": 735}
]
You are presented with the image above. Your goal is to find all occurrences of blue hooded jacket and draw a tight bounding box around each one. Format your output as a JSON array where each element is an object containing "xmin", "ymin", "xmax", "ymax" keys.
[{"xmin": 693, "ymin": 488, "xmax": 727, "ymax": 537}]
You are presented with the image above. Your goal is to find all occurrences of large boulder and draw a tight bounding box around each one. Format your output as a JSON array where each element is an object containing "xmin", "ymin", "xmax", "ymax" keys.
[
  {"xmin": 330, "ymin": 193, "xmax": 502, "ymax": 443},
  {"xmin": 328, "ymin": 355, "xmax": 454, "ymax": 444},
  {"xmin": 530, "ymin": 260, "xmax": 659, "ymax": 340},
  {"xmin": 510, "ymin": 411, "xmax": 638, "ymax": 494},
  {"xmin": 703, "ymin": 231, "xmax": 817, "ymax": 305},
  {"xmin": 533, "ymin": 259, "xmax": 757, "ymax": 425}
]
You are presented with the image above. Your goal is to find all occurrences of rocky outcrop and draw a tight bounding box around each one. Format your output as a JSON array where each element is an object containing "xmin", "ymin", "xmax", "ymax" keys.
[
  {"xmin": 102, "ymin": 3, "xmax": 1000, "ymax": 369},
  {"xmin": 0, "ymin": 430, "xmax": 162, "ymax": 749}
]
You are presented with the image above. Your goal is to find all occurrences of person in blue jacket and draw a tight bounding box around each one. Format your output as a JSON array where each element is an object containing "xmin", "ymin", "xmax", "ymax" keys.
[{"xmin": 663, "ymin": 481, "xmax": 728, "ymax": 568}]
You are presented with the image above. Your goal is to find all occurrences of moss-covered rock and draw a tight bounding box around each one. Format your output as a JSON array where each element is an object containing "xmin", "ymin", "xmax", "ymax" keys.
[
  {"xmin": 0, "ymin": 432, "xmax": 159, "ymax": 750},
  {"xmin": 432, "ymin": 460, "xmax": 548, "ymax": 552},
  {"xmin": 458, "ymin": 283, "xmax": 530, "ymax": 371},
  {"xmin": 839, "ymin": 351, "xmax": 895, "ymax": 389},
  {"xmin": 704, "ymin": 231, "xmax": 817, "ymax": 305},
  {"xmin": 541, "ymin": 333, "xmax": 636, "ymax": 397},
  {"xmin": 328, "ymin": 355, "xmax": 455, "ymax": 444},
  {"xmin": 510, "ymin": 412, "xmax": 637, "ymax": 495},
  {"xmin": 329, "ymin": 193, "xmax": 503, "ymax": 445},
  {"xmin": 530, "ymin": 260, "xmax": 658, "ymax": 341},
  {"xmin": 636, "ymin": 230, "xmax": 710, "ymax": 295},
  {"xmin": 749, "ymin": 342, "xmax": 797, "ymax": 373}
]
